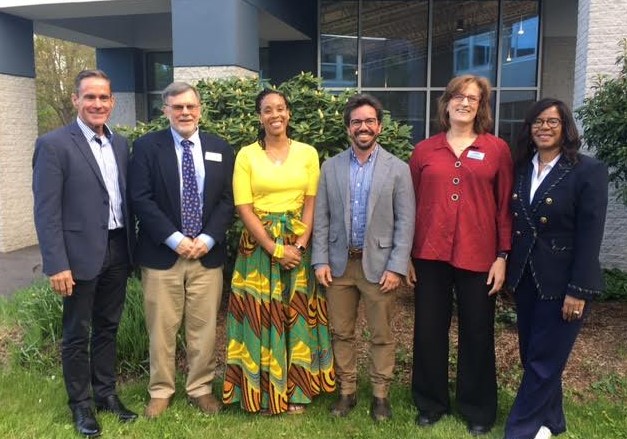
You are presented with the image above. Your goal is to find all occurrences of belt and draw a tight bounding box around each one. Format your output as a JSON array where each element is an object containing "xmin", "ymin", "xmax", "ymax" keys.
[{"xmin": 348, "ymin": 248, "xmax": 363, "ymax": 258}]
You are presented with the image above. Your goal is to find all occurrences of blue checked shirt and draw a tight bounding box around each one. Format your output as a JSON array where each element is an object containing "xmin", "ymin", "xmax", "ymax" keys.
[{"xmin": 349, "ymin": 145, "xmax": 379, "ymax": 249}]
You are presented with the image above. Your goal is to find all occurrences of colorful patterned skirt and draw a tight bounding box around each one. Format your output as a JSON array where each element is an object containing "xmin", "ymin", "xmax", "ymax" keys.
[{"xmin": 222, "ymin": 209, "xmax": 336, "ymax": 414}]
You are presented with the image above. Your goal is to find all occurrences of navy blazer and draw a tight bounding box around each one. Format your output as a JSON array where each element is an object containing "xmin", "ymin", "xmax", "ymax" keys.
[
  {"xmin": 129, "ymin": 129, "xmax": 235, "ymax": 270},
  {"xmin": 33, "ymin": 121, "xmax": 134, "ymax": 280},
  {"xmin": 506, "ymin": 154, "xmax": 608, "ymax": 300}
]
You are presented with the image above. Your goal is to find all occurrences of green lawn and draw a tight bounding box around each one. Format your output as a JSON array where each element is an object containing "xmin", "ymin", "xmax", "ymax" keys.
[
  {"xmin": 0, "ymin": 366, "xmax": 625, "ymax": 439},
  {"xmin": 1, "ymin": 280, "xmax": 626, "ymax": 438}
]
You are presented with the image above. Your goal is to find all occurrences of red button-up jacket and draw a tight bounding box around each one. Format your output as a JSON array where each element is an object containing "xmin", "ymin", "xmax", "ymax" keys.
[{"xmin": 409, "ymin": 132, "xmax": 513, "ymax": 272}]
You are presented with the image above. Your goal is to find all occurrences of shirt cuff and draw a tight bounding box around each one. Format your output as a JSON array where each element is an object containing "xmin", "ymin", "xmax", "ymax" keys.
[
  {"xmin": 197, "ymin": 233, "xmax": 215, "ymax": 251},
  {"xmin": 165, "ymin": 232, "xmax": 185, "ymax": 251}
]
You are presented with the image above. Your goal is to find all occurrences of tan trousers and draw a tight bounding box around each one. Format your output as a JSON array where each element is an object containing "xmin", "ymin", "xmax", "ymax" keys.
[
  {"xmin": 325, "ymin": 257, "xmax": 396, "ymax": 398},
  {"xmin": 142, "ymin": 258, "xmax": 223, "ymax": 399}
]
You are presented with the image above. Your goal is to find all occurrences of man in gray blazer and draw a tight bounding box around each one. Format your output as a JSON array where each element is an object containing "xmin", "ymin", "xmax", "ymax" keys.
[
  {"xmin": 312, "ymin": 94, "xmax": 415, "ymax": 422},
  {"xmin": 33, "ymin": 69, "xmax": 137, "ymax": 437}
]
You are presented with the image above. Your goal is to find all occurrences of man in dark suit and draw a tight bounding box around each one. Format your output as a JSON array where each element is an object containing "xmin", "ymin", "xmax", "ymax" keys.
[
  {"xmin": 312, "ymin": 94, "xmax": 415, "ymax": 422},
  {"xmin": 129, "ymin": 81, "xmax": 234, "ymax": 418},
  {"xmin": 33, "ymin": 69, "xmax": 137, "ymax": 437}
]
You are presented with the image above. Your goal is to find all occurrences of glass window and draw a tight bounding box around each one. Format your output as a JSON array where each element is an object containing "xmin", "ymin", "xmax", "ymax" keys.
[
  {"xmin": 146, "ymin": 52, "xmax": 173, "ymax": 92},
  {"xmin": 500, "ymin": 1, "xmax": 540, "ymax": 87},
  {"xmin": 498, "ymin": 90, "xmax": 537, "ymax": 147},
  {"xmin": 146, "ymin": 52, "xmax": 173, "ymax": 121},
  {"xmin": 431, "ymin": 0, "xmax": 499, "ymax": 86},
  {"xmin": 320, "ymin": 1, "xmax": 358, "ymax": 88},
  {"xmin": 361, "ymin": 1, "xmax": 429, "ymax": 88},
  {"xmin": 370, "ymin": 91, "xmax": 426, "ymax": 145}
]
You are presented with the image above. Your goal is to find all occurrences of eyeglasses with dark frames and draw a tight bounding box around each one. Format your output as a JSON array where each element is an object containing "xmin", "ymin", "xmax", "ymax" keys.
[
  {"xmin": 531, "ymin": 118, "xmax": 562, "ymax": 129},
  {"xmin": 349, "ymin": 118, "xmax": 379, "ymax": 128}
]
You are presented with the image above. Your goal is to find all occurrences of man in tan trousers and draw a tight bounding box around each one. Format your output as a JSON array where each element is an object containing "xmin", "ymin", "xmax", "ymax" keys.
[{"xmin": 128, "ymin": 82, "xmax": 234, "ymax": 417}]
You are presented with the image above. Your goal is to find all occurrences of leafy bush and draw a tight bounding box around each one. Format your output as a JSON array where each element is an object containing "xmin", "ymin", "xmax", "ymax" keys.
[
  {"xmin": 576, "ymin": 38, "xmax": 627, "ymax": 204},
  {"xmin": 602, "ymin": 268, "xmax": 627, "ymax": 302},
  {"xmin": 124, "ymin": 71, "xmax": 414, "ymax": 160}
]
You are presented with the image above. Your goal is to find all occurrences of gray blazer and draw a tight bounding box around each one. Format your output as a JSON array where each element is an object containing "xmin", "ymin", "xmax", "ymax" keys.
[
  {"xmin": 32, "ymin": 121, "xmax": 133, "ymax": 280},
  {"xmin": 312, "ymin": 146, "xmax": 415, "ymax": 283}
]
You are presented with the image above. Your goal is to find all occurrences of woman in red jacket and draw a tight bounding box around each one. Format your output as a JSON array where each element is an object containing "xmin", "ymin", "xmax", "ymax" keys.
[{"xmin": 409, "ymin": 75, "xmax": 513, "ymax": 436}]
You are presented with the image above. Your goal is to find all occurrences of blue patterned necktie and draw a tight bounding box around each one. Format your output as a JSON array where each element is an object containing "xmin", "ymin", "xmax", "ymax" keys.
[{"xmin": 180, "ymin": 139, "xmax": 202, "ymax": 237}]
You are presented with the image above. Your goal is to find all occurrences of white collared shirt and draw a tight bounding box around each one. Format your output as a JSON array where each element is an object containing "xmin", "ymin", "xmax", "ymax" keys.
[
  {"xmin": 76, "ymin": 117, "xmax": 124, "ymax": 229},
  {"xmin": 530, "ymin": 152, "xmax": 561, "ymax": 203}
]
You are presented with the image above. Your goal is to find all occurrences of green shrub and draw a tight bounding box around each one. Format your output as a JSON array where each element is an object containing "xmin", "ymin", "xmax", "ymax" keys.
[
  {"xmin": 576, "ymin": 38, "xmax": 627, "ymax": 205},
  {"xmin": 602, "ymin": 268, "xmax": 627, "ymax": 301},
  {"xmin": 123, "ymin": 72, "xmax": 414, "ymax": 161}
]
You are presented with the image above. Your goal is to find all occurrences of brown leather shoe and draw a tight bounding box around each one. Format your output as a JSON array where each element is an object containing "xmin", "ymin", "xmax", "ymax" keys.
[
  {"xmin": 144, "ymin": 398, "xmax": 170, "ymax": 419},
  {"xmin": 189, "ymin": 394, "xmax": 222, "ymax": 414},
  {"xmin": 330, "ymin": 393, "xmax": 357, "ymax": 417},
  {"xmin": 370, "ymin": 397, "xmax": 392, "ymax": 422}
]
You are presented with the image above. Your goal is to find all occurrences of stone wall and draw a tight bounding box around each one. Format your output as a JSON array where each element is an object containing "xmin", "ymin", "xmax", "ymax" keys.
[
  {"xmin": 173, "ymin": 66, "xmax": 257, "ymax": 84},
  {"xmin": 0, "ymin": 73, "xmax": 37, "ymax": 252}
]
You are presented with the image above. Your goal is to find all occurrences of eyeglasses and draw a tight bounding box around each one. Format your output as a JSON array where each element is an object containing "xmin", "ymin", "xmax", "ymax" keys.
[
  {"xmin": 165, "ymin": 104, "xmax": 201, "ymax": 112},
  {"xmin": 532, "ymin": 118, "xmax": 561, "ymax": 129},
  {"xmin": 349, "ymin": 118, "xmax": 378, "ymax": 128},
  {"xmin": 451, "ymin": 94, "xmax": 480, "ymax": 104}
]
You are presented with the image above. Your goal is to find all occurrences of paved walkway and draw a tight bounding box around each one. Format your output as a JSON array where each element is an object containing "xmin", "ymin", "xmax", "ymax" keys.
[{"xmin": 0, "ymin": 245, "xmax": 44, "ymax": 297}]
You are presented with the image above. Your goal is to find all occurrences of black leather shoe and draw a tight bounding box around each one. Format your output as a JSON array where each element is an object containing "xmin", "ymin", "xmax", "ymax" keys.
[
  {"xmin": 416, "ymin": 411, "xmax": 444, "ymax": 427},
  {"xmin": 95, "ymin": 395, "xmax": 138, "ymax": 422},
  {"xmin": 468, "ymin": 423, "xmax": 492, "ymax": 436},
  {"xmin": 330, "ymin": 393, "xmax": 357, "ymax": 417},
  {"xmin": 370, "ymin": 397, "xmax": 392, "ymax": 422},
  {"xmin": 72, "ymin": 406, "xmax": 101, "ymax": 437}
]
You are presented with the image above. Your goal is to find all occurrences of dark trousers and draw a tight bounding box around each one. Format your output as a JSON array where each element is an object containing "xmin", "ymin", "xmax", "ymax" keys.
[
  {"xmin": 504, "ymin": 268, "xmax": 586, "ymax": 439},
  {"xmin": 61, "ymin": 229, "xmax": 129, "ymax": 409},
  {"xmin": 411, "ymin": 259, "xmax": 497, "ymax": 426}
]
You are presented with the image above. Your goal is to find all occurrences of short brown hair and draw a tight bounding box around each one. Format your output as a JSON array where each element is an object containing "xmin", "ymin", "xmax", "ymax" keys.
[
  {"xmin": 437, "ymin": 75, "xmax": 493, "ymax": 134},
  {"xmin": 74, "ymin": 69, "xmax": 111, "ymax": 94}
]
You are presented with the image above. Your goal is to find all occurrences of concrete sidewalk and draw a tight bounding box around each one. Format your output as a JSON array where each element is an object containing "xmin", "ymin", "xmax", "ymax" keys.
[{"xmin": 0, "ymin": 245, "xmax": 44, "ymax": 297}]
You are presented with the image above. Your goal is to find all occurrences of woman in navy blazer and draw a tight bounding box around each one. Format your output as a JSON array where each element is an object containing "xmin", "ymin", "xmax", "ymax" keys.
[{"xmin": 504, "ymin": 98, "xmax": 608, "ymax": 439}]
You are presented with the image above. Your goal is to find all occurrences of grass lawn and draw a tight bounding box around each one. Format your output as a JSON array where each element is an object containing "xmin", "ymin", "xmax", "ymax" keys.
[{"xmin": 0, "ymin": 366, "xmax": 626, "ymax": 439}]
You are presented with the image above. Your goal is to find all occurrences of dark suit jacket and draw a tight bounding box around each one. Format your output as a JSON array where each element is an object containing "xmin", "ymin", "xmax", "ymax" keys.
[
  {"xmin": 32, "ymin": 121, "xmax": 133, "ymax": 280},
  {"xmin": 129, "ymin": 129, "xmax": 235, "ymax": 269},
  {"xmin": 506, "ymin": 154, "xmax": 608, "ymax": 300}
]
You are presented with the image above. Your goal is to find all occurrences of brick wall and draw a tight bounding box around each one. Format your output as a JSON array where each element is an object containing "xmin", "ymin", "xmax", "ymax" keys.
[
  {"xmin": 0, "ymin": 74, "xmax": 37, "ymax": 252},
  {"xmin": 574, "ymin": 0, "xmax": 627, "ymax": 269}
]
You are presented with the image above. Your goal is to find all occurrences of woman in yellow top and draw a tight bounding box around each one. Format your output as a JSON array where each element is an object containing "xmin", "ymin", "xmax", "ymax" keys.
[{"xmin": 222, "ymin": 89, "xmax": 335, "ymax": 415}]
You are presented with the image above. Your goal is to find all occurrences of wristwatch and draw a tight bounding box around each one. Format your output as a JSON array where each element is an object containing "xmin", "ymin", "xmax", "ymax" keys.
[
  {"xmin": 294, "ymin": 243, "xmax": 306, "ymax": 253},
  {"xmin": 497, "ymin": 251, "xmax": 509, "ymax": 261}
]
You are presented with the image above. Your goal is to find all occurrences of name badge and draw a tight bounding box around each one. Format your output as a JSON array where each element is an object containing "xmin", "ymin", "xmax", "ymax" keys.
[
  {"xmin": 467, "ymin": 151, "xmax": 485, "ymax": 160},
  {"xmin": 205, "ymin": 152, "xmax": 222, "ymax": 162}
]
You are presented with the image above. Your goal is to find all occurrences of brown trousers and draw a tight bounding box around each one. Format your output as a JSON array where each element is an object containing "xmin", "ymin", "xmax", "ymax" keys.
[{"xmin": 325, "ymin": 257, "xmax": 396, "ymax": 398}]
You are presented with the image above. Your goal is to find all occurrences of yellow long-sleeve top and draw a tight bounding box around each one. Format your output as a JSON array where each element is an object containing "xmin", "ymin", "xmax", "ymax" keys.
[{"xmin": 233, "ymin": 140, "xmax": 320, "ymax": 212}]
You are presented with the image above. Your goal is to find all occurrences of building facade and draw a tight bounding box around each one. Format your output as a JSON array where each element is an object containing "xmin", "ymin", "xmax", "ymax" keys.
[{"xmin": 0, "ymin": 0, "xmax": 625, "ymax": 269}]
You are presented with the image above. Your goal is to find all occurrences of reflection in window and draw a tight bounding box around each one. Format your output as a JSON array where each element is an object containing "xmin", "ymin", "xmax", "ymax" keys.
[
  {"xmin": 499, "ymin": 90, "xmax": 536, "ymax": 147},
  {"xmin": 370, "ymin": 91, "xmax": 427, "ymax": 143},
  {"xmin": 319, "ymin": 0, "xmax": 540, "ymax": 144},
  {"xmin": 501, "ymin": 1, "xmax": 540, "ymax": 87},
  {"xmin": 146, "ymin": 52, "xmax": 173, "ymax": 121},
  {"xmin": 320, "ymin": 1, "xmax": 358, "ymax": 88},
  {"xmin": 361, "ymin": 1, "xmax": 428, "ymax": 88},
  {"xmin": 432, "ymin": 0, "xmax": 499, "ymax": 86}
]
